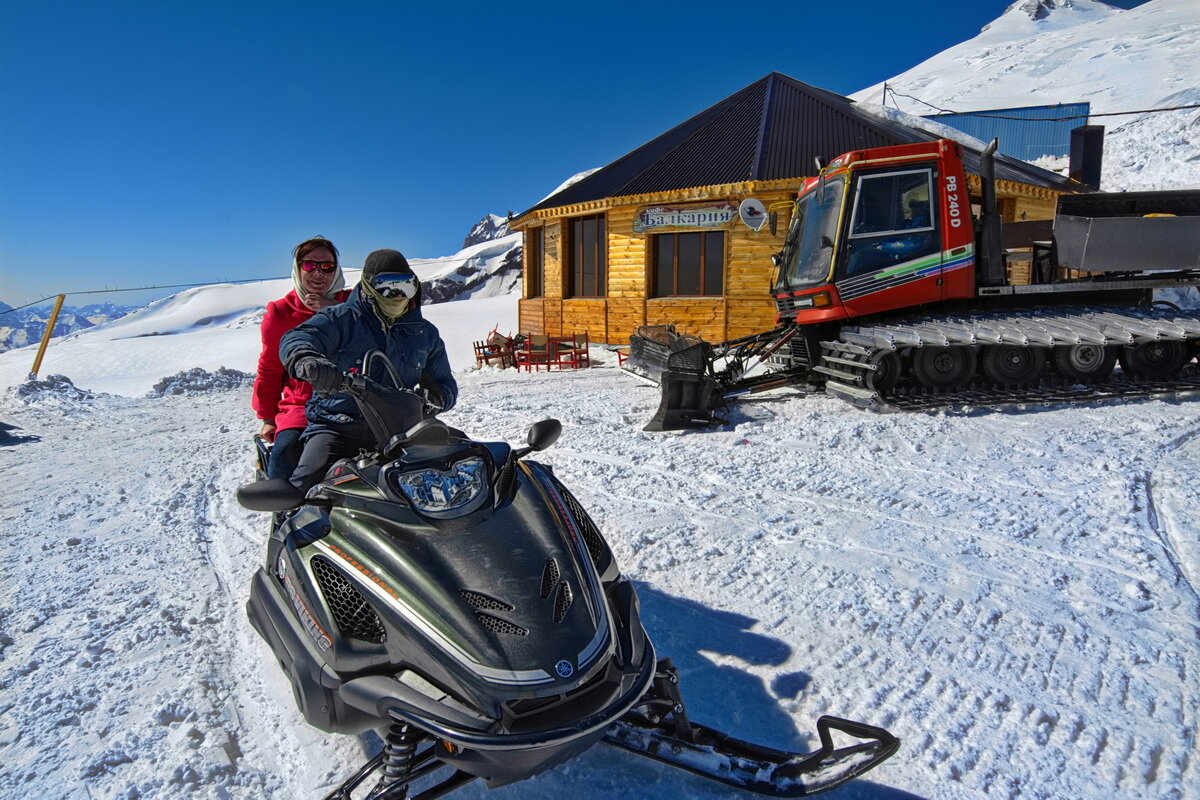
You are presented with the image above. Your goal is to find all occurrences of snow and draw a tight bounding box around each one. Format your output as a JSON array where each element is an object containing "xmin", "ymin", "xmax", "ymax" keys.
[
  {"xmin": 2, "ymin": 278, "xmax": 1199, "ymax": 800},
  {"xmin": 540, "ymin": 168, "xmax": 603, "ymax": 203},
  {"xmin": 851, "ymin": 0, "xmax": 1200, "ymax": 191},
  {"xmin": 409, "ymin": 232, "xmax": 523, "ymax": 300},
  {"xmin": 0, "ymin": 281, "xmax": 520, "ymax": 398}
]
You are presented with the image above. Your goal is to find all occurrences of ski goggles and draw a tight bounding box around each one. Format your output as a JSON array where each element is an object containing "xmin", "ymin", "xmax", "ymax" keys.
[
  {"xmin": 300, "ymin": 260, "xmax": 338, "ymax": 273},
  {"xmin": 371, "ymin": 272, "xmax": 418, "ymax": 299}
]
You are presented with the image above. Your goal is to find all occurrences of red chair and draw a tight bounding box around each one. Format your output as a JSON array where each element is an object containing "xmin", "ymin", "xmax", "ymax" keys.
[
  {"xmin": 515, "ymin": 333, "xmax": 590, "ymax": 371},
  {"xmin": 515, "ymin": 334, "xmax": 551, "ymax": 371},
  {"xmin": 473, "ymin": 335, "xmax": 515, "ymax": 369},
  {"xmin": 548, "ymin": 333, "xmax": 589, "ymax": 370}
]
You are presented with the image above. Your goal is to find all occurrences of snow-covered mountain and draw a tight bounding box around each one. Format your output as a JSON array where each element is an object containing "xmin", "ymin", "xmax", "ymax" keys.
[
  {"xmin": 415, "ymin": 215, "xmax": 522, "ymax": 304},
  {"xmin": 461, "ymin": 213, "xmax": 514, "ymax": 248},
  {"xmin": 852, "ymin": 0, "xmax": 1200, "ymax": 191},
  {"xmin": 0, "ymin": 301, "xmax": 137, "ymax": 353}
]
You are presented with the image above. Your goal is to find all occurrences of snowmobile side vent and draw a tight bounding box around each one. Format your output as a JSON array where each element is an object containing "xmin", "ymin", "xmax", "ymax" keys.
[
  {"xmin": 554, "ymin": 581, "xmax": 573, "ymax": 623},
  {"xmin": 559, "ymin": 488, "xmax": 607, "ymax": 566},
  {"xmin": 474, "ymin": 612, "xmax": 528, "ymax": 636},
  {"xmin": 458, "ymin": 589, "xmax": 514, "ymax": 613},
  {"xmin": 540, "ymin": 558, "xmax": 560, "ymax": 599},
  {"xmin": 310, "ymin": 556, "xmax": 387, "ymax": 644}
]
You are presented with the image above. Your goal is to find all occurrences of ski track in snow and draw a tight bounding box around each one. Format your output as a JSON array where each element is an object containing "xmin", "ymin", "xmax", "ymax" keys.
[{"xmin": 2, "ymin": 361, "xmax": 1199, "ymax": 800}]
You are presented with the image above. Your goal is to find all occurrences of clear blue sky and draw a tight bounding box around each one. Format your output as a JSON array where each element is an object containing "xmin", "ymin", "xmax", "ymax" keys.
[{"xmin": 0, "ymin": 0, "xmax": 1150, "ymax": 308}]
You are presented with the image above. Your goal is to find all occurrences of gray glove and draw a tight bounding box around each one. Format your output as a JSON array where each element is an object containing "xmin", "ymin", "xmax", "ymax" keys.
[{"xmin": 293, "ymin": 356, "xmax": 343, "ymax": 396}]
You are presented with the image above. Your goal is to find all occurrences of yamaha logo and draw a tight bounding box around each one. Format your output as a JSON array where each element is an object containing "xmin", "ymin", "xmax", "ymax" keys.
[{"xmin": 555, "ymin": 660, "xmax": 574, "ymax": 678}]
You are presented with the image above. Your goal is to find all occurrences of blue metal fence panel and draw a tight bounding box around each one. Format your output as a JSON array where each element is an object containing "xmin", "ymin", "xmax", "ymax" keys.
[{"xmin": 923, "ymin": 103, "xmax": 1091, "ymax": 162}]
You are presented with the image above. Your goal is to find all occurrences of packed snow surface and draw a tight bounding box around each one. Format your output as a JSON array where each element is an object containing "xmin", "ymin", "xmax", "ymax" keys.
[{"xmin": 1, "ymin": 281, "xmax": 1198, "ymax": 800}]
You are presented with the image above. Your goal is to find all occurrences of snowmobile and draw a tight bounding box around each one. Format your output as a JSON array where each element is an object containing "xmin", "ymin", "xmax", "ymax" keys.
[{"xmin": 236, "ymin": 362, "xmax": 898, "ymax": 799}]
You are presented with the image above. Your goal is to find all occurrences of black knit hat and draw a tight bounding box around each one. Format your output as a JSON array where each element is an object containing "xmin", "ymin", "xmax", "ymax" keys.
[{"xmin": 362, "ymin": 249, "xmax": 413, "ymax": 283}]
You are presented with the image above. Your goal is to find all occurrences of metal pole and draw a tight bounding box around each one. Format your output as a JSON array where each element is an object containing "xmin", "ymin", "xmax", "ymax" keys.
[
  {"xmin": 28, "ymin": 294, "xmax": 66, "ymax": 381},
  {"xmin": 978, "ymin": 139, "xmax": 1006, "ymax": 287}
]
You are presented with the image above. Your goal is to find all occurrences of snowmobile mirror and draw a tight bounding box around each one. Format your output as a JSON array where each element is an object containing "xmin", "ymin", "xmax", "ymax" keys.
[
  {"xmin": 237, "ymin": 478, "xmax": 305, "ymax": 512},
  {"xmin": 515, "ymin": 419, "xmax": 561, "ymax": 458}
]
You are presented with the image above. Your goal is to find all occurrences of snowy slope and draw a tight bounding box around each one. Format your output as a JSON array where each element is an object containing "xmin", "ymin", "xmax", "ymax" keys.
[
  {"xmin": 1, "ymin": 283, "xmax": 1199, "ymax": 799},
  {"xmin": 410, "ymin": 232, "xmax": 523, "ymax": 303},
  {"xmin": 0, "ymin": 279, "xmax": 519, "ymax": 398},
  {"xmin": 852, "ymin": 0, "xmax": 1200, "ymax": 191}
]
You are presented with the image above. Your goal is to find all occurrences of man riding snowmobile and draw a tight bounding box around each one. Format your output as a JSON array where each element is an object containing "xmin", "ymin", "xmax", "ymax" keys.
[{"xmin": 280, "ymin": 248, "xmax": 458, "ymax": 494}]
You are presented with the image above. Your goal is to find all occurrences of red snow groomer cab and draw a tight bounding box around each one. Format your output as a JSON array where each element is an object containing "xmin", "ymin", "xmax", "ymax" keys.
[
  {"xmin": 775, "ymin": 139, "xmax": 978, "ymax": 331},
  {"xmin": 626, "ymin": 138, "xmax": 1200, "ymax": 430}
]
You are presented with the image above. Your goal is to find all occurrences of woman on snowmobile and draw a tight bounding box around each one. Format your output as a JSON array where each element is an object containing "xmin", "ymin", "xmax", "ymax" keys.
[
  {"xmin": 280, "ymin": 247, "xmax": 458, "ymax": 494},
  {"xmin": 251, "ymin": 236, "xmax": 351, "ymax": 481}
]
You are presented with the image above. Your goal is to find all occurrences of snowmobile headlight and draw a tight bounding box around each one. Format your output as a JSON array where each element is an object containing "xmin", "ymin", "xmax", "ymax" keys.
[{"xmin": 393, "ymin": 457, "xmax": 487, "ymax": 517}]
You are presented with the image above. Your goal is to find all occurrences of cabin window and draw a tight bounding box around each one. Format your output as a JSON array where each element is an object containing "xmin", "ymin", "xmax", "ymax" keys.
[
  {"xmin": 652, "ymin": 231, "xmax": 724, "ymax": 297},
  {"xmin": 526, "ymin": 227, "xmax": 544, "ymax": 298},
  {"xmin": 567, "ymin": 214, "xmax": 606, "ymax": 297},
  {"xmin": 844, "ymin": 168, "xmax": 939, "ymax": 277}
]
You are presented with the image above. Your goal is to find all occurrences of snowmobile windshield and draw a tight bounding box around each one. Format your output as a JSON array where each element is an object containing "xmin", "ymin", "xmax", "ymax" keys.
[{"xmin": 778, "ymin": 177, "xmax": 845, "ymax": 290}]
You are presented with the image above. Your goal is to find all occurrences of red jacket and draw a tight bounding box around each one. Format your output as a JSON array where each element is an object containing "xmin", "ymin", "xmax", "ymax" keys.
[{"xmin": 252, "ymin": 289, "xmax": 350, "ymax": 431}]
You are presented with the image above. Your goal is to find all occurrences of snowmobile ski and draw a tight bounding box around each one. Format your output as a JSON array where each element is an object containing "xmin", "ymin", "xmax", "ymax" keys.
[
  {"xmin": 603, "ymin": 660, "xmax": 899, "ymax": 796},
  {"xmin": 605, "ymin": 714, "xmax": 899, "ymax": 796}
]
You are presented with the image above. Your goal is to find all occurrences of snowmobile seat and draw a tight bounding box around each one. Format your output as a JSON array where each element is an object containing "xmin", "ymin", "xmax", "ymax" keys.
[{"xmin": 237, "ymin": 477, "xmax": 305, "ymax": 512}]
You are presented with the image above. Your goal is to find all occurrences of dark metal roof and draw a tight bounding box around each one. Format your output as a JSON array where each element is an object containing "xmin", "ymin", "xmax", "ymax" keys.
[{"xmin": 519, "ymin": 72, "xmax": 1081, "ymax": 218}]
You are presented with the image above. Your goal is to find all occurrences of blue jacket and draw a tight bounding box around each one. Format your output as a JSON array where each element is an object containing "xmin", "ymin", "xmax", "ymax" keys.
[{"xmin": 280, "ymin": 287, "xmax": 458, "ymax": 438}]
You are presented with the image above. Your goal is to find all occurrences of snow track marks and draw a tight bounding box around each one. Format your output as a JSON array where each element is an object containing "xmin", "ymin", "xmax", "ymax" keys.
[{"xmin": 3, "ymin": 368, "xmax": 1199, "ymax": 800}]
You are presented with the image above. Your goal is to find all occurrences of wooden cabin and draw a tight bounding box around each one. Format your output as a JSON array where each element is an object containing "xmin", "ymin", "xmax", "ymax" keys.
[{"xmin": 509, "ymin": 73, "xmax": 1080, "ymax": 346}]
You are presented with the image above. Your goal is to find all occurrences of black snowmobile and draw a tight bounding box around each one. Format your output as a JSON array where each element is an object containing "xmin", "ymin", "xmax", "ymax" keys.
[{"xmin": 237, "ymin": 361, "xmax": 898, "ymax": 799}]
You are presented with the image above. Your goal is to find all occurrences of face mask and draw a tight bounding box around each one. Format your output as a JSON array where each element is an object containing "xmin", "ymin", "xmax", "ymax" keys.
[
  {"xmin": 375, "ymin": 294, "xmax": 412, "ymax": 319},
  {"xmin": 363, "ymin": 277, "xmax": 415, "ymax": 321}
]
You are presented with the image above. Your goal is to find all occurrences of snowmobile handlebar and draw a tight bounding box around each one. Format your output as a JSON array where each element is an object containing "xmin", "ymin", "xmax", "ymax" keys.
[{"xmin": 339, "ymin": 369, "xmax": 443, "ymax": 415}]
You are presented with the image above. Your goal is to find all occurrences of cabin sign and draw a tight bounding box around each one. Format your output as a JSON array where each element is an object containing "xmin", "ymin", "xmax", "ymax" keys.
[{"xmin": 633, "ymin": 202, "xmax": 737, "ymax": 233}]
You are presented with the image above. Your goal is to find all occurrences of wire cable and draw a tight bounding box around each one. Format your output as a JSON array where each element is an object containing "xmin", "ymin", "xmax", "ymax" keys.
[
  {"xmin": 0, "ymin": 276, "xmax": 287, "ymax": 317},
  {"xmin": 882, "ymin": 84, "xmax": 1200, "ymax": 121}
]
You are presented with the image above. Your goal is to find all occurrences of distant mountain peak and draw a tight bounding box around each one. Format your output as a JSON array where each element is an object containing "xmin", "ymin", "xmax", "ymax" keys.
[
  {"xmin": 987, "ymin": 0, "xmax": 1119, "ymax": 32},
  {"xmin": 1009, "ymin": 0, "xmax": 1058, "ymax": 21},
  {"xmin": 462, "ymin": 214, "xmax": 512, "ymax": 249}
]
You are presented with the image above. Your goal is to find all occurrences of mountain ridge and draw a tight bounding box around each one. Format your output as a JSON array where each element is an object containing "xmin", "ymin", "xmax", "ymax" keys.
[{"xmin": 851, "ymin": 0, "xmax": 1199, "ymax": 190}]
